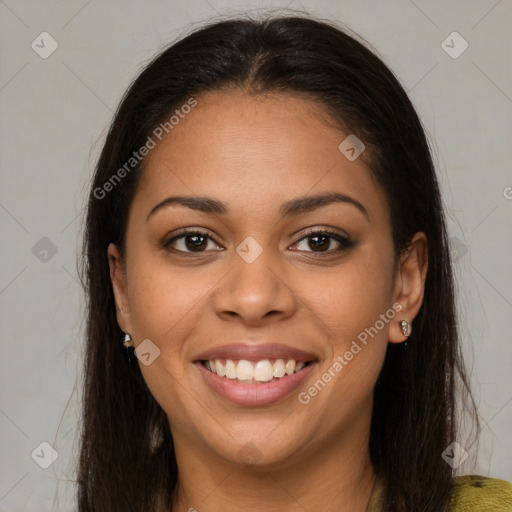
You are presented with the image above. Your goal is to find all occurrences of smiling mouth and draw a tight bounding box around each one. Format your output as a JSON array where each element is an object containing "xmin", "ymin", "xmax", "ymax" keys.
[{"xmin": 200, "ymin": 358, "xmax": 314, "ymax": 384}]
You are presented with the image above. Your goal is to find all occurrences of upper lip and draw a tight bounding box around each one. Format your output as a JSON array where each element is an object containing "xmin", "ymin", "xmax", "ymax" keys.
[{"xmin": 194, "ymin": 343, "xmax": 317, "ymax": 363}]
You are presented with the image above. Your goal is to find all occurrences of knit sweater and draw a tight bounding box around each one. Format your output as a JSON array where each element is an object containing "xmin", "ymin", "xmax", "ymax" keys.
[{"xmin": 367, "ymin": 474, "xmax": 512, "ymax": 511}]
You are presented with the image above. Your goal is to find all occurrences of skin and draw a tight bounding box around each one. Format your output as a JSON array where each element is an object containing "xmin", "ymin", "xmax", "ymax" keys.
[{"xmin": 108, "ymin": 90, "xmax": 428, "ymax": 512}]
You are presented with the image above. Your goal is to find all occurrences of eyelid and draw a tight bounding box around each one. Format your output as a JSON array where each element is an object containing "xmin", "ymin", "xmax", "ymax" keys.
[
  {"xmin": 164, "ymin": 225, "xmax": 350, "ymax": 240},
  {"xmin": 165, "ymin": 226, "xmax": 218, "ymax": 241},
  {"xmin": 292, "ymin": 225, "xmax": 350, "ymax": 242},
  {"xmin": 163, "ymin": 228, "xmax": 223, "ymax": 252},
  {"xmin": 289, "ymin": 227, "xmax": 352, "ymax": 253},
  {"xmin": 163, "ymin": 226, "xmax": 352, "ymax": 255}
]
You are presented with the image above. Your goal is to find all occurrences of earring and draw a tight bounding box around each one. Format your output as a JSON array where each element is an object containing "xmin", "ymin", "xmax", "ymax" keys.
[
  {"xmin": 399, "ymin": 320, "xmax": 412, "ymax": 337},
  {"xmin": 399, "ymin": 320, "xmax": 411, "ymax": 350},
  {"xmin": 122, "ymin": 333, "xmax": 135, "ymax": 362},
  {"xmin": 123, "ymin": 333, "xmax": 134, "ymax": 348}
]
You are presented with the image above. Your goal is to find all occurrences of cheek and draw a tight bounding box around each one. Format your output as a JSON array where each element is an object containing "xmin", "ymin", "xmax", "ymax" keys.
[
  {"xmin": 299, "ymin": 251, "xmax": 395, "ymax": 346},
  {"xmin": 124, "ymin": 256, "xmax": 211, "ymax": 423},
  {"xmin": 296, "ymin": 247, "xmax": 394, "ymax": 398},
  {"xmin": 126, "ymin": 254, "xmax": 210, "ymax": 344},
  {"xmin": 293, "ymin": 259, "xmax": 393, "ymax": 430}
]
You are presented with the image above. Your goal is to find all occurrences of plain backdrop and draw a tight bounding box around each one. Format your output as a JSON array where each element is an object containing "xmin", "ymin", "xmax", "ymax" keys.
[{"xmin": 0, "ymin": 0, "xmax": 511, "ymax": 510}]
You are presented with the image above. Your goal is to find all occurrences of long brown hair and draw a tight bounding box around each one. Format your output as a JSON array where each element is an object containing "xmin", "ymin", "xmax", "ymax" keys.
[{"xmin": 78, "ymin": 13, "xmax": 478, "ymax": 511}]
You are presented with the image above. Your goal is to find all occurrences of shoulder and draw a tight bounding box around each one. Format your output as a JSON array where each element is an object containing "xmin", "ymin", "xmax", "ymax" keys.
[{"xmin": 450, "ymin": 474, "xmax": 512, "ymax": 511}]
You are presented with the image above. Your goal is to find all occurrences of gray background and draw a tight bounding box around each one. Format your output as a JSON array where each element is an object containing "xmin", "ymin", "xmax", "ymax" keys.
[{"xmin": 1, "ymin": 0, "xmax": 511, "ymax": 510}]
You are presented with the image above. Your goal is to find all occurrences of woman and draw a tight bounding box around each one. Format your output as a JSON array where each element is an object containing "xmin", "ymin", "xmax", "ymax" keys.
[{"xmin": 77, "ymin": 13, "xmax": 512, "ymax": 512}]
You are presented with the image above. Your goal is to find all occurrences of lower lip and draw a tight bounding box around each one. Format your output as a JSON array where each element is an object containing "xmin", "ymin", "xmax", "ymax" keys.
[{"xmin": 195, "ymin": 361, "xmax": 316, "ymax": 407}]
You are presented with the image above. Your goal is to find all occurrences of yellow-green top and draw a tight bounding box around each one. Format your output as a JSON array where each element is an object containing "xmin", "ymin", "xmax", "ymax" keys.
[{"xmin": 367, "ymin": 474, "xmax": 512, "ymax": 511}]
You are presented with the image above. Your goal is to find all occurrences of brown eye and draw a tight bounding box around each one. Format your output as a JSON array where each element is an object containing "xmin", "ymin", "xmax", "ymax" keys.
[
  {"xmin": 164, "ymin": 231, "xmax": 223, "ymax": 253},
  {"xmin": 291, "ymin": 229, "xmax": 351, "ymax": 254}
]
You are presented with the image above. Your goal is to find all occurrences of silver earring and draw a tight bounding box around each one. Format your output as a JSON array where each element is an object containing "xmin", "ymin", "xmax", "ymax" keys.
[
  {"xmin": 399, "ymin": 320, "xmax": 412, "ymax": 337},
  {"xmin": 122, "ymin": 333, "xmax": 135, "ymax": 363},
  {"xmin": 123, "ymin": 333, "xmax": 134, "ymax": 349},
  {"xmin": 399, "ymin": 320, "xmax": 411, "ymax": 350}
]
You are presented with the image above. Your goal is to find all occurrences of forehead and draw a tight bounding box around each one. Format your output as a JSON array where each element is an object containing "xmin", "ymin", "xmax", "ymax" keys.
[{"xmin": 133, "ymin": 90, "xmax": 387, "ymax": 219}]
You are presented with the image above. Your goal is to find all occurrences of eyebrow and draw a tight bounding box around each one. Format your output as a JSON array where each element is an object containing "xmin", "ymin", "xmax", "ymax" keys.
[{"xmin": 146, "ymin": 191, "xmax": 368, "ymax": 221}]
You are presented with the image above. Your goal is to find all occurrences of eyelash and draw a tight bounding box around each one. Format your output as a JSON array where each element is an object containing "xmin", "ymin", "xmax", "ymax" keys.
[{"xmin": 162, "ymin": 228, "xmax": 352, "ymax": 257}]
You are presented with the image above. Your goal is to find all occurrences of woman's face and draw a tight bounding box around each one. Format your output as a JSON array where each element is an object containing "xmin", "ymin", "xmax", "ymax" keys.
[{"xmin": 109, "ymin": 90, "xmax": 424, "ymax": 469}]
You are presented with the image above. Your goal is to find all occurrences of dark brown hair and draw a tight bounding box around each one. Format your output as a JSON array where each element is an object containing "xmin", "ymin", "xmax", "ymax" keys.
[{"xmin": 78, "ymin": 13, "xmax": 478, "ymax": 512}]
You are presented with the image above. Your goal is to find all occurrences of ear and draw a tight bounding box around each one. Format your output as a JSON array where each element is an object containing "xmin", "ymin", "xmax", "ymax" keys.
[
  {"xmin": 107, "ymin": 243, "xmax": 133, "ymax": 335},
  {"xmin": 389, "ymin": 232, "xmax": 428, "ymax": 343}
]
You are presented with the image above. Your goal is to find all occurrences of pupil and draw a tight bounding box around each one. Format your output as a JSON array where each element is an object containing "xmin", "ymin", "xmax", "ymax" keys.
[
  {"xmin": 309, "ymin": 235, "xmax": 329, "ymax": 251},
  {"xmin": 186, "ymin": 235, "xmax": 207, "ymax": 251}
]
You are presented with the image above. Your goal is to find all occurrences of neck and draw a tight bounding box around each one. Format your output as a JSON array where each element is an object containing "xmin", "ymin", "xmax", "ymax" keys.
[{"xmin": 169, "ymin": 419, "xmax": 377, "ymax": 512}]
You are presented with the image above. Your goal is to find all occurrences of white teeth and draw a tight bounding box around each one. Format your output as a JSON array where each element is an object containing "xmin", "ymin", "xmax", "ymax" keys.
[
  {"xmin": 225, "ymin": 359, "xmax": 237, "ymax": 379},
  {"xmin": 273, "ymin": 359, "xmax": 286, "ymax": 378},
  {"xmin": 205, "ymin": 358, "xmax": 309, "ymax": 381},
  {"xmin": 285, "ymin": 359, "xmax": 296, "ymax": 375},
  {"xmin": 236, "ymin": 360, "xmax": 254, "ymax": 381},
  {"xmin": 214, "ymin": 359, "xmax": 226, "ymax": 377},
  {"xmin": 253, "ymin": 360, "xmax": 274, "ymax": 382}
]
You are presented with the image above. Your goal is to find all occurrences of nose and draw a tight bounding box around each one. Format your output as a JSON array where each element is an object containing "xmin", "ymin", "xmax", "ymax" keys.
[{"xmin": 212, "ymin": 243, "xmax": 297, "ymax": 326}]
